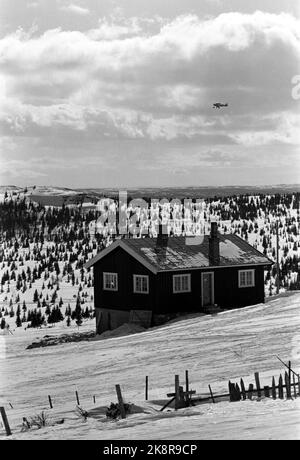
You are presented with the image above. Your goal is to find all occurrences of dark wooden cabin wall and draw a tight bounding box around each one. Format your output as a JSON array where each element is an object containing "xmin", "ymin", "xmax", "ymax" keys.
[
  {"xmin": 93, "ymin": 246, "xmax": 266, "ymax": 313},
  {"xmin": 94, "ymin": 247, "xmax": 155, "ymax": 311}
]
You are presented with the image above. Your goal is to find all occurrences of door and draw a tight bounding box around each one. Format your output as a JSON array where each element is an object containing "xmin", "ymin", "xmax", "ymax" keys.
[{"xmin": 201, "ymin": 272, "xmax": 214, "ymax": 307}]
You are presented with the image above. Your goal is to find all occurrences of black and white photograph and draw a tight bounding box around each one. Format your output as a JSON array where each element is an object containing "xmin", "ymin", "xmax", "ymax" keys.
[{"xmin": 0, "ymin": 0, "xmax": 300, "ymax": 444}]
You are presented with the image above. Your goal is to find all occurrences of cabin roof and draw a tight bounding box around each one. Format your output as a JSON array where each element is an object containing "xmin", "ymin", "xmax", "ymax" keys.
[{"xmin": 85, "ymin": 234, "xmax": 273, "ymax": 274}]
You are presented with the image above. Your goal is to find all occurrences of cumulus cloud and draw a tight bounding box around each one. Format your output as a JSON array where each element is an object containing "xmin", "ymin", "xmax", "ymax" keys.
[
  {"xmin": 87, "ymin": 17, "xmax": 143, "ymax": 41},
  {"xmin": 60, "ymin": 4, "xmax": 90, "ymax": 16},
  {"xmin": 0, "ymin": 10, "xmax": 299, "ymax": 147}
]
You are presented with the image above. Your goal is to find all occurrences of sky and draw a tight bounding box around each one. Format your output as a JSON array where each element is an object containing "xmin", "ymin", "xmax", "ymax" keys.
[{"xmin": 0, "ymin": 0, "xmax": 299, "ymax": 188}]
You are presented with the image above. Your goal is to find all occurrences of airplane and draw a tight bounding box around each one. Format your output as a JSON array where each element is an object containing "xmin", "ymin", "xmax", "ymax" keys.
[{"xmin": 213, "ymin": 103, "xmax": 228, "ymax": 109}]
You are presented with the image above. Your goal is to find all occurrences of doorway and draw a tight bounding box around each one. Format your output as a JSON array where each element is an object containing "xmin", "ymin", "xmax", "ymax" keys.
[{"xmin": 201, "ymin": 272, "xmax": 214, "ymax": 307}]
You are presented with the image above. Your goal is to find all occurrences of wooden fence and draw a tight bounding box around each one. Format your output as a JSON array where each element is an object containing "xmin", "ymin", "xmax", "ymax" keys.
[
  {"xmin": 1, "ymin": 356, "xmax": 299, "ymax": 435},
  {"xmin": 159, "ymin": 358, "xmax": 300, "ymax": 411}
]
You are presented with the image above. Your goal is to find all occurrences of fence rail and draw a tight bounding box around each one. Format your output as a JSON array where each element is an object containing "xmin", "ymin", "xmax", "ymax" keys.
[{"xmin": 1, "ymin": 356, "xmax": 299, "ymax": 436}]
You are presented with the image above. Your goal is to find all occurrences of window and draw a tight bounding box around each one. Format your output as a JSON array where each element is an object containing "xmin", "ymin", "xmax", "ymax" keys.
[
  {"xmin": 173, "ymin": 274, "xmax": 191, "ymax": 293},
  {"xmin": 133, "ymin": 275, "xmax": 149, "ymax": 294},
  {"xmin": 238, "ymin": 269, "xmax": 255, "ymax": 288},
  {"xmin": 103, "ymin": 272, "xmax": 118, "ymax": 291}
]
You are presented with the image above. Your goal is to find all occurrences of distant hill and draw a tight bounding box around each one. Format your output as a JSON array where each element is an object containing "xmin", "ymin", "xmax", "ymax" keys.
[
  {"xmin": 1, "ymin": 184, "xmax": 299, "ymax": 206},
  {"xmin": 78, "ymin": 184, "xmax": 300, "ymax": 200}
]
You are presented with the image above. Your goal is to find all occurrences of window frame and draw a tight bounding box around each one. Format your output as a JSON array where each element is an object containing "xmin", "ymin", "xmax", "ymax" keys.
[
  {"xmin": 238, "ymin": 269, "xmax": 255, "ymax": 288},
  {"xmin": 103, "ymin": 272, "xmax": 118, "ymax": 291},
  {"xmin": 133, "ymin": 274, "xmax": 149, "ymax": 294},
  {"xmin": 173, "ymin": 273, "xmax": 191, "ymax": 294}
]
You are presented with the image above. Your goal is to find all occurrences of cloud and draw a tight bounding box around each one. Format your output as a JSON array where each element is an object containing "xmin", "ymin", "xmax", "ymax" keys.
[
  {"xmin": 60, "ymin": 4, "xmax": 90, "ymax": 16},
  {"xmin": 0, "ymin": 10, "xmax": 299, "ymax": 147},
  {"xmin": 87, "ymin": 17, "xmax": 143, "ymax": 41}
]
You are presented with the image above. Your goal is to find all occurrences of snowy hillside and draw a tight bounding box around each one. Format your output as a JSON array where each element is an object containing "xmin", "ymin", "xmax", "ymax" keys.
[{"xmin": 1, "ymin": 292, "xmax": 300, "ymax": 440}]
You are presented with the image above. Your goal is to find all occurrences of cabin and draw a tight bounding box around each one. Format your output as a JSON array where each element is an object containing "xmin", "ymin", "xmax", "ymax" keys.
[{"xmin": 85, "ymin": 223, "xmax": 273, "ymax": 334}]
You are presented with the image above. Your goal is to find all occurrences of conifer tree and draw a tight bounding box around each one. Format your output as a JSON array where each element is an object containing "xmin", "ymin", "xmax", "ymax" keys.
[
  {"xmin": 16, "ymin": 310, "xmax": 22, "ymax": 327},
  {"xmin": 74, "ymin": 296, "xmax": 83, "ymax": 328},
  {"xmin": 33, "ymin": 289, "xmax": 39, "ymax": 302}
]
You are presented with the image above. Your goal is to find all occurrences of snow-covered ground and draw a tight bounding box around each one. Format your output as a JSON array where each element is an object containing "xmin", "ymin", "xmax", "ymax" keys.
[{"xmin": 1, "ymin": 292, "xmax": 300, "ymax": 440}]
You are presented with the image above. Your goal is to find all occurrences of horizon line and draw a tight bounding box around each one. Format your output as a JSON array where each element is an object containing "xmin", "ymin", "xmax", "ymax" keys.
[{"xmin": 1, "ymin": 183, "xmax": 300, "ymax": 191}]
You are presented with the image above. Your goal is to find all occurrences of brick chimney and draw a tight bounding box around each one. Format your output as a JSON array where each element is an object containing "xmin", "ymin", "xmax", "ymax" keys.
[
  {"xmin": 157, "ymin": 222, "xmax": 169, "ymax": 247},
  {"xmin": 209, "ymin": 222, "xmax": 220, "ymax": 265}
]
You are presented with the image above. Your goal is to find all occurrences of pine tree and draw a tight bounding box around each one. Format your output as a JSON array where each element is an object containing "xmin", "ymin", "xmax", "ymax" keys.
[
  {"xmin": 83, "ymin": 306, "xmax": 90, "ymax": 319},
  {"xmin": 16, "ymin": 310, "xmax": 22, "ymax": 327},
  {"xmin": 74, "ymin": 296, "xmax": 83, "ymax": 328},
  {"xmin": 65, "ymin": 303, "xmax": 71, "ymax": 316},
  {"xmin": 33, "ymin": 289, "xmax": 39, "ymax": 302}
]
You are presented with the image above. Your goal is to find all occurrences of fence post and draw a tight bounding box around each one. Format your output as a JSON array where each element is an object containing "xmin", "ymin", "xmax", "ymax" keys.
[
  {"xmin": 248, "ymin": 384, "xmax": 254, "ymax": 400},
  {"xmin": 229, "ymin": 381, "xmax": 236, "ymax": 402},
  {"xmin": 145, "ymin": 376, "xmax": 148, "ymax": 401},
  {"xmin": 229, "ymin": 381, "xmax": 240, "ymax": 402},
  {"xmin": 179, "ymin": 386, "xmax": 185, "ymax": 407},
  {"xmin": 235, "ymin": 383, "xmax": 241, "ymax": 401},
  {"xmin": 228, "ymin": 381, "xmax": 233, "ymax": 401},
  {"xmin": 298, "ymin": 375, "xmax": 300, "ymax": 397},
  {"xmin": 48, "ymin": 395, "xmax": 53, "ymax": 409},
  {"xmin": 285, "ymin": 372, "xmax": 292, "ymax": 399},
  {"xmin": 263, "ymin": 386, "xmax": 270, "ymax": 398},
  {"xmin": 271, "ymin": 377, "xmax": 276, "ymax": 399},
  {"xmin": 115, "ymin": 385, "xmax": 126, "ymax": 419},
  {"xmin": 292, "ymin": 374, "xmax": 297, "ymax": 398},
  {"xmin": 278, "ymin": 374, "xmax": 284, "ymax": 399},
  {"xmin": 93, "ymin": 395, "xmax": 96, "ymax": 404},
  {"xmin": 75, "ymin": 390, "xmax": 80, "ymax": 406},
  {"xmin": 0, "ymin": 407, "xmax": 12, "ymax": 436},
  {"xmin": 240, "ymin": 379, "xmax": 246, "ymax": 400},
  {"xmin": 185, "ymin": 370, "xmax": 189, "ymax": 405},
  {"xmin": 288, "ymin": 361, "xmax": 292, "ymax": 388},
  {"xmin": 175, "ymin": 375, "xmax": 180, "ymax": 411},
  {"xmin": 254, "ymin": 372, "xmax": 261, "ymax": 399}
]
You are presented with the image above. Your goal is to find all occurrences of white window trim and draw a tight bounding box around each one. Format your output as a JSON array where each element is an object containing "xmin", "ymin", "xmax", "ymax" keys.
[
  {"xmin": 133, "ymin": 274, "xmax": 149, "ymax": 294},
  {"xmin": 238, "ymin": 269, "xmax": 255, "ymax": 288},
  {"xmin": 103, "ymin": 272, "xmax": 118, "ymax": 291},
  {"xmin": 173, "ymin": 274, "xmax": 191, "ymax": 293}
]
